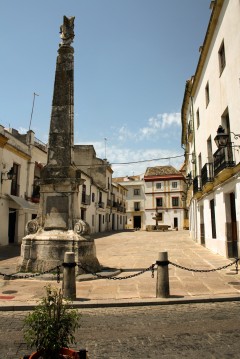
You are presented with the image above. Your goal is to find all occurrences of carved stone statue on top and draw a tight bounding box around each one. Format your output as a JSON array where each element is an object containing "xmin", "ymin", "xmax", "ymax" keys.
[{"xmin": 60, "ymin": 16, "xmax": 75, "ymax": 46}]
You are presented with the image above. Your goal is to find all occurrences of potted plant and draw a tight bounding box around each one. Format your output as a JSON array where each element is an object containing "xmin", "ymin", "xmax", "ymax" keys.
[{"xmin": 24, "ymin": 285, "xmax": 81, "ymax": 359}]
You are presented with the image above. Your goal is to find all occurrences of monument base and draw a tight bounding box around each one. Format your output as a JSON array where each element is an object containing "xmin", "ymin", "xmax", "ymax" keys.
[{"xmin": 18, "ymin": 229, "xmax": 101, "ymax": 274}]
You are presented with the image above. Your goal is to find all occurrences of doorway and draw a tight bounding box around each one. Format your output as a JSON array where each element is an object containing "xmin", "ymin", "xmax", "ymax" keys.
[
  {"xmin": 210, "ymin": 199, "xmax": 216, "ymax": 238},
  {"xmin": 98, "ymin": 214, "xmax": 102, "ymax": 232},
  {"xmin": 226, "ymin": 192, "xmax": 238, "ymax": 258},
  {"xmin": 8, "ymin": 209, "xmax": 16, "ymax": 243},
  {"xmin": 174, "ymin": 217, "xmax": 178, "ymax": 229},
  {"xmin": 133, "ymin": 216, "xmax": 141, "ymax": 229},
  {"xmin": 200, "ymin": 205, "xmax": 205, "ymax": 245}
]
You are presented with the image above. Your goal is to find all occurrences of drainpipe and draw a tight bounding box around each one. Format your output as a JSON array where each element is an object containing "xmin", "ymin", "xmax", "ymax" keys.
[{"xmin": 190, "ymin": 96, "xmax": 198, "ymax": 241}]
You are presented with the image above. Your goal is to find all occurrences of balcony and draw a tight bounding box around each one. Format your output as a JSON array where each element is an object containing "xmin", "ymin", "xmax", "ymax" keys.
[
  {"xmin": 97, "ymin": 201, "xmax": 105, "ymax": 209},
  {"xmin": 81, "ymin": 194, "xmax": 91, "ymax": 205},
  {"xmin": 213, "ymin": 145, "xmax": 235, "ymax": 176},
  {"xmin": 193, "ymin": 175, "xmax": 202, "ymax": 198},
  {"xmin": 201, "ymin": 163, "xmax": 214, "ymax": 192}
]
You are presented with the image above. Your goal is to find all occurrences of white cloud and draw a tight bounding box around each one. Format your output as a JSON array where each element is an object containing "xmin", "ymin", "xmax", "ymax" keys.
[
  {"xmin": 17, "ymin": 126, "xmax": 28, "ymax": 134},
  {"xmin": 117, "ymin": 112, "xmax": 181, "ymax": 142}
]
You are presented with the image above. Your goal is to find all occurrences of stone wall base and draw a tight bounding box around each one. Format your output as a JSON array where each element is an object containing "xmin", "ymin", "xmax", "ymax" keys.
[{"xmin": 18, "ymin": 229, "xmax": 100, "ymax": 274}]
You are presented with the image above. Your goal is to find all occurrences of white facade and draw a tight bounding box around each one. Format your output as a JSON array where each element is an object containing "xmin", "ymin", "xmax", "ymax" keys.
[
  {"xmin": 0, "ymin": 126, "xmax": 47, "ymax": 245},
  {"xmin": 115, "ymin": 166, "xmax": 186, "ymax": 230},
  {"xmin": 144, "ymin": 168, "xmax": 186, "ymax": 230},
  {"xmin": 181, "ymin": 0, "xmax": 240, "ymax": 257},
  {"xmin": 115, "ymin": 176, "xmax": 146, "ymax": 230},
  {"xmin": 0, "ymin": 128, "xmax": 126, "ymax": 245},
  {"xmin": 74, "ymin": 145, "xmax": 127, "ymax": 234}
]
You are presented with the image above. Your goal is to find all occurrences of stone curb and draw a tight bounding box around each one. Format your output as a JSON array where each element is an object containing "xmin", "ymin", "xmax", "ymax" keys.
[{"xmin": 1, "ymin": 294, "xmax": 240, "ymax": 311}]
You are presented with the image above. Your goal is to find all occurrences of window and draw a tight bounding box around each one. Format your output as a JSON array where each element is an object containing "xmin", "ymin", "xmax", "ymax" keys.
[
  {"xmin": 134, "ymin": 188, "xmax": 140, "ymax": 195},
  {"xmin": 218, "ymin": 41, "xmax": 226, "ymax": 75},
  {"xmin": 157, "ymin": 213, "xmax": 163, "ymax": 221},
  {"xmin": 196, "ymin": 109, "xmax": 200, "ymax": 129},
  {"xmin": 156, "ymin": 198, "xmax": 163, "ymax": 207},
  {"xmin": 11, "ymin": 163, "xmax": 19, "ymax": 196},
  {"xmin": 156, "ymin": 183, "xmax": 162, "ymax": 189},
  {"xmin": 172, "ymin": 181, "xmax": 178, "ymax": 189},
  {"xmin": 172, "ymin": 197, "xmax": 179, "ymax": 207},
  {"xmin": 205, "ymin": 82, "xmax": 210, "ymax": 107},
  {"xmin": 92, "ymin": 193, "xmax": 95, "ymax": 202},
  {"xmin": 134, "ymin": 202, "xmax": 140, "ymax": 211}
]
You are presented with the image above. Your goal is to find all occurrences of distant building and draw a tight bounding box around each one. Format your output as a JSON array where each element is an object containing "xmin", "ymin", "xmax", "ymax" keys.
[
  {"xmin": 114, "ymin": 166, "xmax": 186, "ymax": 230},
  {"xmin": 113, "ymin": 175, "xmax": 145, "ymax": 230},
  {"xmin": 73, "ymin": 144, "xmax": 127, "ymax": 233},
  {"xmin": 144, "ymin": 166, "xmax": 186, "ymax": 230}
]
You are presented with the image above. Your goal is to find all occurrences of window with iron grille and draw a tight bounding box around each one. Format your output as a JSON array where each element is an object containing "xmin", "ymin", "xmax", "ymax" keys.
[
  {"xmin": 205, "ymin": 82, "xmax": 210, "ymax": 107},
  {"xmin": 218, "ymin": 41, "xmax": 226, "ymax": 75},
  {"xmin": 134, "ymin": 202, "xmax": 140, "ymax": 211},
  {"xmin": 156, "ymin": 197, "xmax": 163, "ymax": 207},
  {"xmin": 172, "ymin": 197, "xmax": 179, "ymax": 207},
  {"xmin": 172, "ymin": 181, "xmax": 178, "ymax": 189}
]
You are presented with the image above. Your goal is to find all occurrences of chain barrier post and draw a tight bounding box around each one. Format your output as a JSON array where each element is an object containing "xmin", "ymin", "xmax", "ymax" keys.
[
  {"xmin": 156, "ymin": 252, "xmax": 170, "ymax": 298},
  {"xmin": 62, "ymin": 252, "xmax": 76, "ymax": 300}
]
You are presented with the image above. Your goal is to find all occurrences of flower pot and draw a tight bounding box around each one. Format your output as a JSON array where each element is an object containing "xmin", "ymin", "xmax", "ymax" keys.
[{"xmin": 29, "ymin": 347, "xmax": 79, "ymax": 359}]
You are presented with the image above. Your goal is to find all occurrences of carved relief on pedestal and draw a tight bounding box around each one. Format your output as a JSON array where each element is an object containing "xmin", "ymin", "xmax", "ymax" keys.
[
  {"xmin": 74, "ymin": 219, "xmax": 90, "ymax": 235},
  {"xmin": 26, "ymin": 219, "xmax": 39, "ymax": 234}
]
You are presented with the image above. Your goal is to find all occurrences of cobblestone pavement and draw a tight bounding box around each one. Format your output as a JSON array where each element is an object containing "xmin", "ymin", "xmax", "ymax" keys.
[{"xmin": 1, "ymin": 301, "xmax": 240, "ymax": 359}]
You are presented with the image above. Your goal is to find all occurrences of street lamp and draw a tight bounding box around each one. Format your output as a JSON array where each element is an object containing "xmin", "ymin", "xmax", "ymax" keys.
[
  {"xmin": 214, "ymin": 125, "xmax": 240, "ymax": 148},
  {"xmin": 1, "ymin": 168, "xmax": 14, "ymax": 183},
  {"xmin": 185, "ymin": 172, "xmax": 193, "ymax": 188},
  {"xmin": 214, "ymin": 125, "xmax": 229, "ymax": 148}
]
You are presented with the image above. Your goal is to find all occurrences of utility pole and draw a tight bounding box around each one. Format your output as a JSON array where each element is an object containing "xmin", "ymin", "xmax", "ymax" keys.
[{"xmin": 29, "ymin": 92, "xmax": 39, "ymax": 131}]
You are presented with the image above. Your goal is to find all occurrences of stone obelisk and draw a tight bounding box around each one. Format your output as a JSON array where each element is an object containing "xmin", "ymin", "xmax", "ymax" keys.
[{"xmin": 19, "ymin": 16, "xmax": 100, "ymax": 273}]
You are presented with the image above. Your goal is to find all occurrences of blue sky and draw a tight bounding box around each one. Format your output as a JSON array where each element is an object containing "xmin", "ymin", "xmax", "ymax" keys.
[{"xmin": 0, "ymin": 0, "xmax": 210, "ymax": 177}]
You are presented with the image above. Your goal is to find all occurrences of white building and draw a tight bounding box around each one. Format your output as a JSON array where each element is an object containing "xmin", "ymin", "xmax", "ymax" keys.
[
  {"xmin": 181, "ymin": 0, "xmax": 240, "ymax": 257},
  {"xmin": 0, "ymin": 126, "xmax": 47, "ymax": 245},
  {"xmin": 74, "ymin": 145, "xmax": 127, "ymax": 234},
  {"xmin": 115, "ymin": 166, "xmax": 186, "ymax": 230},
  {"xmin": 0, "ymin": 128, "xmax": 126, "ymax": 245},
  {"xmin": 113, "ymin": 175, "xmax": 145, "ymax": 230},
  {"xmin": 144, "ymin": 166, "xmax": 186, "ymax": 230}
]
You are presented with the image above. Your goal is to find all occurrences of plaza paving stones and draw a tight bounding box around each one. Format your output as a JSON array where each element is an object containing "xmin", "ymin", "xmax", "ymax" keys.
[{"xmin": 0, "ymin": 229, "xmax": 240, "ymax": 309}]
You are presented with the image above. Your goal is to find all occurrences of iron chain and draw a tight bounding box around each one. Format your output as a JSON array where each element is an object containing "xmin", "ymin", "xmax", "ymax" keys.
[
  {"xmin": 0, "ymin": 265, "xmax": 61, "ymax": 281},
  {"xmin": 168, "ymin": 258, "xmax": 238, "ymax": 273},
  {"xmin": 77, "ymin": 263, "xmax": 156, "ymax": 280},
  {"xmin": 0, "ymin": 258, "xmax": 238, "ymax": 282}
]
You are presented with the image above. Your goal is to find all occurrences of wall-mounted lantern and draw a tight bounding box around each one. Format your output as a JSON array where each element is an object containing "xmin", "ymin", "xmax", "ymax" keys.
[
  {"xmin": 1, "ymin": 167, "xmax": 14, "ymax": 183},
  {"xmin": 214, "ymin": 125, "xmax": 240, "ymax": 149},
  {"xmin": 185, "ymin": 172, "xmax": 193, "ymax": 188},
  {"xmin": 214, "ymin": 125, "xmax": 229, "ymax": 148}
]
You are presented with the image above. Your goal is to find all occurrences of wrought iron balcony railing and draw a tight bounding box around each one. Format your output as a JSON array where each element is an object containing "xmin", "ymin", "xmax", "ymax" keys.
[
  {"xmin": 193, "ymin": 175, "xmax": 202, "ymax": 194},
  {"xmin": 81, "ymin": 194, "xmax": 91, "ymax": 205},
  {"xmin": 213, "ymin": 144, "xmax": 235, "ymax": 176},
  {"xmin": 201, "ymin": 162, "xmax": 214, "ymax": 187}
]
